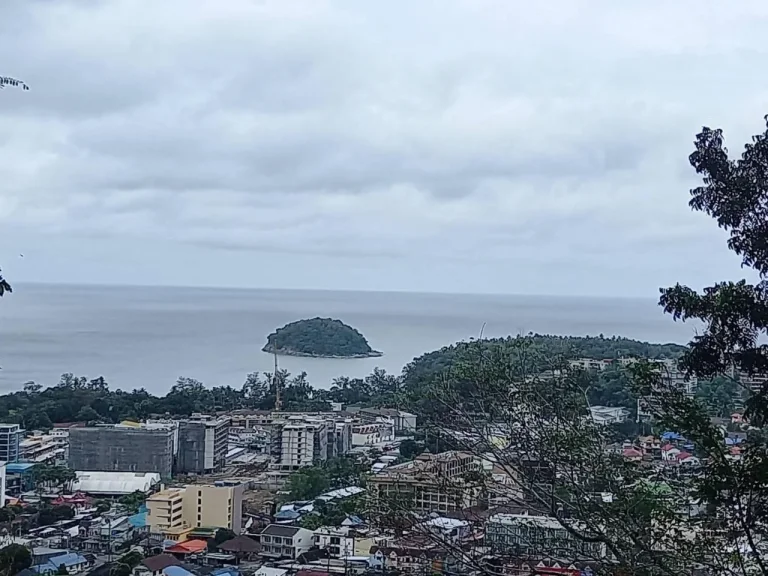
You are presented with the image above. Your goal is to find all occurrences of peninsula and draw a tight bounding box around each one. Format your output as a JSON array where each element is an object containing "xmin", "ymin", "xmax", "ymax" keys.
[{"xmin": 262, "ymin": 317, "xmax": 383, "ymax": 358}]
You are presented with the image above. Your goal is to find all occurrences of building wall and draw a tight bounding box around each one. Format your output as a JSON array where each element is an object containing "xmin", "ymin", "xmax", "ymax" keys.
[
  {"xmin": 177, "ymin": 422, "xmax": 207, "ymax": 474},
  {"xmin": 68, "ymin": 427, "xmax": 174, "ymax": 478},
  {"xmin": 0, "ymin": 424, "xmax": 22, "ymax": 463},
  {"xmin": 146, "ymin": 489, "xmax": 185, "ymax": 531},
  {"xmin": 0, "ymin": 462, "xmax": 6, "ymax": 508},
  {"xmin": 183, "ymin": 484, "xmax": 244, "ymax": 534}
]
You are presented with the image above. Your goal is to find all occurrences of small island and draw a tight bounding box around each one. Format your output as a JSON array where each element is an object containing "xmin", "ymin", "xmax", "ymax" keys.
[{"xmin": 262, "ymin": 317, "xmax": 383, "ymax": 358}]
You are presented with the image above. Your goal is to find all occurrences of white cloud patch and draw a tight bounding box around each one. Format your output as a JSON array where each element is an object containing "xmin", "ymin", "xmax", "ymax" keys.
[{"xmin": 0, "ymin": 0, "xmax": 766, "ymax": 295}]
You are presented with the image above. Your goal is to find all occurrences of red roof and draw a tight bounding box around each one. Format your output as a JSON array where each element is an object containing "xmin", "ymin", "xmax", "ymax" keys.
[
  {"xmin": 622, "ymin": 448, "xmax": 642, "ymax": 458},
  {"xmin": 166, "ymin": 539, "xmax": 207, "ymax": 554},
  {"xmin": 661, "ymin": 444, "xmax": 677, "ymax": 452},
  {"xmin": 677, "ymin": 451, "xmax": 693, "ymax": 461}
]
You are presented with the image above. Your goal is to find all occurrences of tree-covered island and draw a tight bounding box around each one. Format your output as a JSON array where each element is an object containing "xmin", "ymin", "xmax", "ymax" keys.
[{"xmin": 262, "ymin": 317, "xmax": 383, "ymax": 358}]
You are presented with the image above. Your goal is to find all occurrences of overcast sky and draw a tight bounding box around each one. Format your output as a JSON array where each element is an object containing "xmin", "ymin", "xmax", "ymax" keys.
[{"xmin": 1, "ymin": 0, "xmax": 766, "ymax": 297}]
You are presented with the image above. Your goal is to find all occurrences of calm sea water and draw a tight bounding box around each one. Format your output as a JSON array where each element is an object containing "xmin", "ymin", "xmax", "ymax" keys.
[{"xmin": 0, "ymin": 283, "xmax": 700, "ymax": 394}]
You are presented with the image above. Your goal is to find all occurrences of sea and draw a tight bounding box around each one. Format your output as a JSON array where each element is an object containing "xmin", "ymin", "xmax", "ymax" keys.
[{"xmin": 0, "ymin": 283, "xmax": 702, "ymax": 395}]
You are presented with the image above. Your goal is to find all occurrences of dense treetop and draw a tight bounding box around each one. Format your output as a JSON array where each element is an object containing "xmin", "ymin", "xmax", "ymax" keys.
[{"xmin": 262, "ymin": 317, "xmax": 381, "ymax": 358}]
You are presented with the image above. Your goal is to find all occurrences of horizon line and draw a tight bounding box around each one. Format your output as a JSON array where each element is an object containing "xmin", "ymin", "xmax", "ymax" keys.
[{"xmin": 11, "ymin": 279, "xmax": 659, "ymax": 302}]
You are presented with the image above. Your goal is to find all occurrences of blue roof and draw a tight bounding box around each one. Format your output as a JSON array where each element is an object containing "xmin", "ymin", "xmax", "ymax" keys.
[
  {"xmin": 345, "ymin": 515, "xmax": 365, "ymax": 526},
  {"xmin": 163, "ymin": 566, "xmax": 196, "ymax": 576},
  {"xmin": 274, "ymin": 509, "xmax": 300, "ymax": 519},
  {"xmin": 661, "ymin": 432, "xmax": 683, "ymax": 441},
  {"xmin": 129, "ymin": 510, "xmax": 148, "ymax": 527},
  {"xmin": 48, "ymin": 553, "xmax": 87, "ymax": 567},
  {"xmin": 211, "ymin": 568, "xmax": 239, "ymax": 576},
  {"xmin": 6, "ymin": 462, "xmax": 37, "ymax": 473}
]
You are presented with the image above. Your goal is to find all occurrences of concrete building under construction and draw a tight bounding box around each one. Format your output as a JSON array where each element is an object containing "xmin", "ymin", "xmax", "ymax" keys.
[{"xmin": 68, "ymin": 425, "xmax": 175, "ymax": 478}]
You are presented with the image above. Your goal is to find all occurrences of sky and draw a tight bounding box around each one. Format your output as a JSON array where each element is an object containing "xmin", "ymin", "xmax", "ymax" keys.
[{"xmin": 1, "ymin": 0, "xmax": 766, "ymax": 297}]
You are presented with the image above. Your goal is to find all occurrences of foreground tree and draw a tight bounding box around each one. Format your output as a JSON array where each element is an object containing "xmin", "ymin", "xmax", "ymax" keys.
[
  {"xmin": 0, "ymin": 77, "xmax": 28, "ymax": 297},
  {"xmin": 0, "ymin": 543, "xmax": 32, "ymax": 576},
  {"xmin": 375, "ymin": 118, "xmax": 768, "ymax": 576}
]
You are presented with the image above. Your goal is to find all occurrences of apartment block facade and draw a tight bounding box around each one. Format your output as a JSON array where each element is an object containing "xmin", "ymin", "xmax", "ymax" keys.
[
  {"xmin": 368, "ymin": 451, "xmax": 483, "ymax": 513},
  {"xmin": 0, "ymin": 424, "xmax": 23, "ymax": 463},
  {"xmin": 147, "ymin": 483, "xmax": 244, "ymax": 537},
  {"xmin": 176, "ymin": 415, "xmax": 230, "ymax": 474},
  {"xmin": 68, "ymin": 425, "xmax": 174, "ymax": 478}
]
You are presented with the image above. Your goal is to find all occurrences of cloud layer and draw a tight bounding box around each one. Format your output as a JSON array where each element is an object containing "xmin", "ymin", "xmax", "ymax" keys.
[{"xmin": 1, "ymin": 0, "xmax": 766, "ymax": 295}]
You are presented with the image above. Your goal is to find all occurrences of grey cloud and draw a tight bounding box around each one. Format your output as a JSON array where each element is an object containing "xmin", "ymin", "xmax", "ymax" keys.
[{"xmin": 0, "ymin": 0, "xmax": 766, "ymax": 295}]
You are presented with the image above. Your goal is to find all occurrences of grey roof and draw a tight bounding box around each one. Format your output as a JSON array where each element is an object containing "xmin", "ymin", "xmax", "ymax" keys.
[{"xmin": 261, "ymin": 524, "xmax": 300, "ymax": 537}]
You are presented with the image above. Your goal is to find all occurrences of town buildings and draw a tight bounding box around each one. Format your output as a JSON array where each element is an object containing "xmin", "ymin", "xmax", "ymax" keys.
[
  {"xmin": 176, "ymin": 415, "xmax": 230, "ymax": 475},
  {"xmin": 486, "ymin": 512, "xmax": 606, "ymax": 560},
  {"xmin": 19, "ymin": 432, "xmax": 67, "ymax": 464},
  {"xmin": 146, "ymin": 483, "xmax": 245, "ymax": 540},
  {"xmin": 313, "ymin": 526, "xmax": 373, "ymax": 558},
  {"xmin": 367, "ymin": 451, "xmax": 483, "ymax": 513},
  {"xmin": 0, "ymin": 423, "xmax": 23, "ymax": 463},
  {"xmin": 353, "ymin": 408, "xmax": 417, "ymax": 434},
  {"xmin": 256, "ymin": 525, "xmax": 315, "ymax": 559},
  {"xmin": 270, "ymin": 417, "xmax": 329, "ymax": 470},
  {"xmin": 352, "ymin": 422, "xmax": 394, "ymax": 446},
  {"xmin": 68, "ymin": 424, "xmax": 175, "ymax": 478}
]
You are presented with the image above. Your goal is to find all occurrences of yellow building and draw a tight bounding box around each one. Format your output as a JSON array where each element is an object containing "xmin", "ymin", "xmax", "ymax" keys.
[{"xmin": 147, "ymin": 484, "xmax": 244, "ymax": 540}]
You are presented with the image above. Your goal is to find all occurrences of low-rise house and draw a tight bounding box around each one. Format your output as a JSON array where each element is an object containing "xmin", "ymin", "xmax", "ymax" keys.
[
  {"xmin": 622, "ymin": 448, "xmax": 643, "ymax": 462},
  {"xmin": 677, "ymin": 452, "xmax": 700, "ymax": 467},
  {"xmin": 313, "ymin": 526, "xmax": 372, "ymax": 558},
  {"xmin": 589, "ymin": 406, "xmax": 629, "ymax": 425},
  {"xmin": 661, "ymin": 444, "xmax": 681, "ymax": 461},
  {"xmin": 33, "ymin": 552, "xmax": 90, "ymax": 575},
  {"xmin": 133, "ymin": 554, "xmax": 181, "ymax": 576},
  {"xmin": 257, "ymin": 524, "xmax": 314, "ymax": 559},
  {"xmin": 417, "ymin": 517, "xmax": 470, "ymax": 542},
  {"xmin": 216, "ymin": 535, "xmax": 261, "ymax": 561}
]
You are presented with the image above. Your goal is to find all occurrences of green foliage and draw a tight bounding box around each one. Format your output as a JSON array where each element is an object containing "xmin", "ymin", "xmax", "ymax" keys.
[
  {"xmin": 118, "ymin": 491, "xmax": 146, "ymax": 513},
  {"xmin": 401, "ymin": 334, "xmax": 684, "ymax": 416},
  {"xmin": 109, "ymin": 563, "xmax": 131, "ymax": 576},
  {"xmin": 116, "ymin": 551, "xmax": 142, "ymax": 569},
  {"xmin": 287, "ymin": 466, "xmax": 331, "ymax": 501},
  {"xmin": 696, "ymin": 376, "xmax": 739, "ymax": 418},
  {"xmin": 56, "ymin": 564, "xmax": 69, "ymax": 575},
  {"xmin": 262, "ymin": 317, "xmax": 380, "ymax": 357},
  {"xmin": 397, "ymin": 439, "xmax": 422, "ymax": 460},
  {"xmin": 94, "ymin": 500, "xmax": 112, "ymax": 515},
  {"xmin": 76, "ymin": 405, "xmax": 101, "ymax": 423},
  {"xmin": 33, "ymin": 465, "xmax": 76, "ymax": 490},
  {"xmin": 0, "ymin": 543, "xmax": 32, "ymax": 576},
  {"xmin": 208, "ymin": 528, "xmax": 236, "ymax": 551},
  {"xmin": 287, "ymin": 457, "xmax": 366, "ymax": 501},
  {"xmin": 37, "ymin": 505, "xmax": 74, "ymax": 526}
]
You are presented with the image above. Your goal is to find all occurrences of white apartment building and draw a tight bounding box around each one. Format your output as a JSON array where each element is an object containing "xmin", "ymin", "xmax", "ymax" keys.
[
  {"xmin": 352, "ymin": 422, "xmax": 394, "ymax": 446},
  {"xmin": 258, "ymin": 525, "xmax": 315, "ymax": 559},
  {"xmin": 274, "ymin": 419, "xmax": 328, "ymax": 470},
  {"xmin": 569, "ymin": 358, "xmax": 610, "ymax": 371},
  {"xmin": 313, "ymin": 526, "xmax": 357, "ymax": 558}
]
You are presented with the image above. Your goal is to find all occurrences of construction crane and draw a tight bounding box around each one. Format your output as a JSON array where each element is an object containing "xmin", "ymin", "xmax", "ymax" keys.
[{"xmin": 273, "ymin": 352, "xmax": 283, "ymax": 412}]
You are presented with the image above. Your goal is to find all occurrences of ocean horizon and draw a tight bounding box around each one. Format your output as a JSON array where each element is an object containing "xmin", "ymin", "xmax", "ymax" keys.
[{"xmin": 0, "ymin": 283, "xmax": 701, "ymax": 395}]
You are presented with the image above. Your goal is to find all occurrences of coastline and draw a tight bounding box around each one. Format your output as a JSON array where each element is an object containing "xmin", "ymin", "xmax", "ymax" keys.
[{"xmin": 261, "ymin": 345, "xmax": 383, "ymax": 359}]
